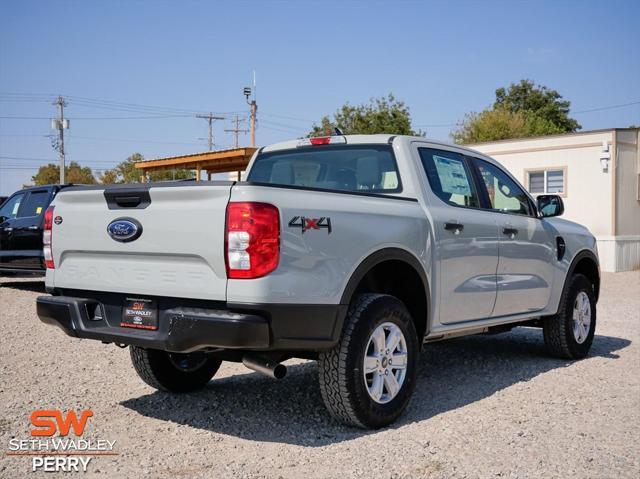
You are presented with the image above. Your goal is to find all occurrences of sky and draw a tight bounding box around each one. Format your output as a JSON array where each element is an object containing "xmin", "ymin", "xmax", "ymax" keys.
[{"xmin": 1, "ymin": 0, "xmax": 639, "ymax": 195}]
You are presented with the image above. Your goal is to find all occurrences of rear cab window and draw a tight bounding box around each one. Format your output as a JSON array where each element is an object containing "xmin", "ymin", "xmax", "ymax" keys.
[{"xmin": 247, "ymin": 145, "xmax": 401, "ymax": 194}]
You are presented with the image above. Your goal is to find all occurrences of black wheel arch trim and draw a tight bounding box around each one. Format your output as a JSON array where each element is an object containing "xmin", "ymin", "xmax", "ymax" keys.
[
  {"xmin": 337, "ymin": 247, "xmax": 431, "ymax": 339},
  {"xmin": 557, "ymin": 249, "xmax": 601, "ymax": 313}
]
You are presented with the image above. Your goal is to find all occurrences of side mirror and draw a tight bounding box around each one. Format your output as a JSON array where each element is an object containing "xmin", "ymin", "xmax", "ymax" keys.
[
  {"xmin": 0, "ymin": 215, "xmax": 7, "ymax": 223},
  {"xmin": 537, "ymin": 194, "xmax": 564, "ymax": 218}
]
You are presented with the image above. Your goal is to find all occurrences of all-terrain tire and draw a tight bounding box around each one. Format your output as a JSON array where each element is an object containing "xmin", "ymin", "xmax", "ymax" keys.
[
  {"xmin": 318, "ymin": 293, "xmax": 419, "ymax": 429},
  {"xmin": 543, "ymin": 273, "xmax": 596, "ymax": 359},
  {"xmin": 130, "ymin": 347, "xmax": 221, "ymax": 393}
]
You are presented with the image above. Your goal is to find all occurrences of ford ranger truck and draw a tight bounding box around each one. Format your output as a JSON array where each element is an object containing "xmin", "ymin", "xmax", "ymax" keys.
[{"xmin": 36, "ymin": 135, "xmax": 600, "ymax": 428}]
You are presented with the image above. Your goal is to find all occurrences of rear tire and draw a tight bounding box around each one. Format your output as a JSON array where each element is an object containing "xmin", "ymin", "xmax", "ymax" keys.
[
  {"xmin": 130, "ymin": 347, "xmax": 221, "ymax": 393},
  {"xmin": 543, "ymin": 273, "xmax": 596, "ymax": 359},
  {"xmin": 318, "ymin": 293, "xmax": 419, "ymax": 428}
]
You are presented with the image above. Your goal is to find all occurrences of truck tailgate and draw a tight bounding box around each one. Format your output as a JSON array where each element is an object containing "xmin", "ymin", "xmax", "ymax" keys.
[{"xmin": 48, "ymin": 183, "xmax": 232, "ymax": 300}]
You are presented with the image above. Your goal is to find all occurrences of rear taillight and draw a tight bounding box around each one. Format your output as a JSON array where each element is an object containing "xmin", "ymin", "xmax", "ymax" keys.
[
  {"xmin": 225, "ymin": 202, "xmax": 280, "ymax": 279},
  {"xmin": 43, "ymin": 206, "xmax": 55, "ymax": 269}
]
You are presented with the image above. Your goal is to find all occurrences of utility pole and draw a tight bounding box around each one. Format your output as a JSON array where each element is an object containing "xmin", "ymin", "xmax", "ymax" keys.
[
  {"xmin": 52, "ymin": 96, "xmax": 69, "ymax": 184},
  {"xmin": 225, "ymin": 115, "xmax": 250, "ymax": 182},
  {"xmin": 244, "ymin": 71, "xmax": 257, "ymax": 147},
  {"xmin": 249, "ymin": 100, "xmax": 257, "ymax": 147},
  {"xmin": 224, "ymin": 115, "xmax": 249, "ymax": 148},
  {"xmin": 196, "ymin": 113, "xmax": 225, "ymax": 151}
]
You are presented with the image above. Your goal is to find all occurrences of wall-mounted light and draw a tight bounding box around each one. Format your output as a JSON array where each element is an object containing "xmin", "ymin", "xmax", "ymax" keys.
[{"xmin": 600, "ymin": 141, "xmax": 611, "ymax": 172}]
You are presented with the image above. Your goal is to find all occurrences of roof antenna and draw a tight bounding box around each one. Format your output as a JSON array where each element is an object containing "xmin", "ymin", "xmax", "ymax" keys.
[{"xmin": 333, "ymin": 126, "xmax": 344, "ymax": 136}]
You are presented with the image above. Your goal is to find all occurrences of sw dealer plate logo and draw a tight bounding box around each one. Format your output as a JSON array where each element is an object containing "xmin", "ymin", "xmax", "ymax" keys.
[{"xmin": 288, "ymin": 216, "xmax": 332, "ymax": 234}]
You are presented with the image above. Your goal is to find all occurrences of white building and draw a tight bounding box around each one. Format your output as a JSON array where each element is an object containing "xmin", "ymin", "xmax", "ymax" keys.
[{"xmin": 469, "ymin": 128, "xmax": 640, "ymax": 272}]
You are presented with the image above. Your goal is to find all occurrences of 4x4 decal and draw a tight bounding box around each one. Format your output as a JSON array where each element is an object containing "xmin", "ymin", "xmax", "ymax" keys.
[{"xmin": 288, "ymin": 216, "xmax": 332, "ymax": 234}]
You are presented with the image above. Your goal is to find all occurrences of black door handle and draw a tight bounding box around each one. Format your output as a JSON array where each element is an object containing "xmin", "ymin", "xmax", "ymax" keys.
[
  {"xmin": 444, "ymin": 222, "xmax": 464, "ymax": 233},
  {"xmin": 503, "ymin": 227, "xmax": 518, "ymax": 236}
]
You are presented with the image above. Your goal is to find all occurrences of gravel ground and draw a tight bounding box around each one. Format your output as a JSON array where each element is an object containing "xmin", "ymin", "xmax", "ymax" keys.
[{"xmin": 1, "ymin": 272, "xmax": 639, "ymax": 479}]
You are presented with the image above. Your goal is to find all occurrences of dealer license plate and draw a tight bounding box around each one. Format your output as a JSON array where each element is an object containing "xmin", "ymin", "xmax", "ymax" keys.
[{"xmin": 121, "ymin": 298, "xmax": 158, "ymax": 330}]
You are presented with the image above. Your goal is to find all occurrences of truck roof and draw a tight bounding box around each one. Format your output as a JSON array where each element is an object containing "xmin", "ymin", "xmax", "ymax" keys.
[{"xmin": 260, "ymin": 134, "xmax": 487, "ymax": 159}]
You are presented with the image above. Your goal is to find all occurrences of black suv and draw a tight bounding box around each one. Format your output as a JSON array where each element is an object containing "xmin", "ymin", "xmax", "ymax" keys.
[{"xmin": 0, "ymin": 184, "xmax": 73, "ymax": 275}]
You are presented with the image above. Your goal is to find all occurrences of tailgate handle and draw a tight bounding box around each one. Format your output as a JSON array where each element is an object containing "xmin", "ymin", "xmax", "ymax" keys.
[
  {"xmin": 104, "ymin": 189, "xmax": 151, "ymax": 210},
  {"xmin": 114, "ymin": 195, "xmax": 142, "ymax": 207}
]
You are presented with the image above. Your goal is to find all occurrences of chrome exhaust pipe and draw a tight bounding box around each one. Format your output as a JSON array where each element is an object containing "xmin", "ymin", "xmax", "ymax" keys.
[{"xmin": 242, "ymin": 356, "xmax": 287, "ymax": 379}]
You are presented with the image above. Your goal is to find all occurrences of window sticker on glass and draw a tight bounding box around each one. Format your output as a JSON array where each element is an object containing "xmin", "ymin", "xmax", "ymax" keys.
[
  {"xmin": 36, "ymin": 206, "xmax": 43, "ymax": 215},
  {"xmin": 12, "ymin": 201, "xmax": 21, "ymax": 215},
  {"xmin": 433, "ymin": 155, "xmax": 471, "ymax": 196}
]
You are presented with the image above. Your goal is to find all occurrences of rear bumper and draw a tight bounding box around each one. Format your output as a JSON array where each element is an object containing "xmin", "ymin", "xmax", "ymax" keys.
[{"xmin": 37, "ymin": 294, "xmax": 345, "ymax": 353}]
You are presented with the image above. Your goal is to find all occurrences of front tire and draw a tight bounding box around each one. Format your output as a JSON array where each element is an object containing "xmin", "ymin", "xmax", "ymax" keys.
[
  {"xmin": 543, "ymin": 273, "xmax": 596, "ymax": 359},
  {"xmin": 130, "ymin": 347, "xmax": 222, "ymax": 393},
  {"xmin": 318, "ymin": 294, "xmax": 419, "ymax": 428}
]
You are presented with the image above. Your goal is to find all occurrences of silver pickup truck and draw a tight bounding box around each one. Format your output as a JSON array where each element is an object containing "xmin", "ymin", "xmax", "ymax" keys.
[{"xmin": 37, "ymin": 134, "xmax": 600, "ymax": 428}]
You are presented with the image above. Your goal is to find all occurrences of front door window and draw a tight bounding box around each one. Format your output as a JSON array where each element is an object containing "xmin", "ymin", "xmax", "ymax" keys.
[{"xmin": 475, "ymin": 160, "xmax": 532, "ymax": 216}]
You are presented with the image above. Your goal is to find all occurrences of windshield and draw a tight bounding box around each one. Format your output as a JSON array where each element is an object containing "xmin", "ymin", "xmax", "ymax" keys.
[{"xmin": 247, "ymin": 145, "xmax": 401, "ymax": 193}]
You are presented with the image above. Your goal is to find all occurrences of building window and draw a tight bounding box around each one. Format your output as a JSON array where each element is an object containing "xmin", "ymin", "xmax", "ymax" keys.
[{"xmin": 527, "ymin": 169, "xmax": 565, "ymax": 195}]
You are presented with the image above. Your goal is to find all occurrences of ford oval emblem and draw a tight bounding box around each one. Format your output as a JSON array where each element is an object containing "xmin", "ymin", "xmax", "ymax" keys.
[{"xmin": 107, "ymin": 218, "xmax": 142, "ymax": 243}]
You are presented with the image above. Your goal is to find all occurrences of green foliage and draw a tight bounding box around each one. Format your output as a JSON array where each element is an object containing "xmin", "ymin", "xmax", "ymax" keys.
[
  {"xmin": 309, "ymin": 94, "xmax": 423, "ymax": 137},
  {"xmin": 494, "ymin": 80, "xmax": 580, "ymax": 132},
  {"xmin": 31, "ymin": 161, "xmax": 97, "ymax": 186},
  {"xmin": 98, "ymin": 153, "xmax": 194, "ymax": 184},
  {"xmin": 452, "ymin": 108, "xmax": 565, "ymax": 144},
  {"xmin": 453, "ymin": 80, "xmax": 580, "ymax": 144},
  {"xmin": 452, "ymin": 109, "xmax": 526, "ymax": 144},
  {"xmin": 99, "ymin": 169, "xmax": 119, "ymax": 184}
]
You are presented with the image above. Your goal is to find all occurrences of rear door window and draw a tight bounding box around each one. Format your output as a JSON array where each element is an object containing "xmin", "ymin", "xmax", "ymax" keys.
[
  {"xmin": 18, "ymin": 190, "xmax": 51, "ymax": 218},
  {"xmin": 418, "ymin": 148, "xmax": 480, "ymax": 208},
  {"xmin": 248, "ymin": 145, "xmax": 401, "ymax": 193}
]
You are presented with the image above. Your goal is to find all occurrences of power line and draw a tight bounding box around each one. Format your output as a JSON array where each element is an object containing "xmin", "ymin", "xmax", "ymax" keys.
[
  {"xmin": 0, "ymin": 134, "xmax": 50, "ymax": 137},
  {"xmin": 413, "ymin": 100, "xmax": 640, "ymax": 129},
  {"xmin": 0, "ymin": 92, "xmax": 229, "ymax": 116},
  {"xmin": 0, "ymin": 114, "xmax": 194, "ymax": 120},
  {"xmin": 259, "ymin": 124, "xmax": 306, "ymax": 135},
  {"xmin": 260, "ymin": 112, "xmax": 315, "ymax": 123},
  {"xmin": 0, "ymin": 166, "xmax": 116, "ymax": 171},
  {"xmin": 68, "ymin": 134, "xmax": 203, "ymax": 146},
  {"xmin": 0, "ymin": 155, "xmax": 58, "ymax": 161},
  {"xmin": 572, "ymin": 100, "xmax": 640, "ymax": 114}
]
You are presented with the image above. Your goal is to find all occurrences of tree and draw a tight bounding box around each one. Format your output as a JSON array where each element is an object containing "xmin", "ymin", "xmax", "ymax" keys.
[
  {"xmin": 31, "ymin": 161, "xmax": 97, "ymax": 186},
  {"xmin": 452, "ymin": 80, "xmax": 580, "ymax": 144},
  {"xmin": 494, "ymin": 80, "xmax": 580, "ymax": 132},
  {"xmin": 452, "ymin": 109, "xmax": 527, "ymax": 145},
  {"xmin": 451, "ymin": 108, "xmax": 566, "ymax": 144},
  {"xmin": 99, "ymin": 169, "xmax": 118, "ymax": 184},
  {"xmin": 98, "ymin": 153, "xmax": 194, "ymax": 184},
  {"xmin": 309, "ymin": 94, "xmax": 423, "ymax": 137}
]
